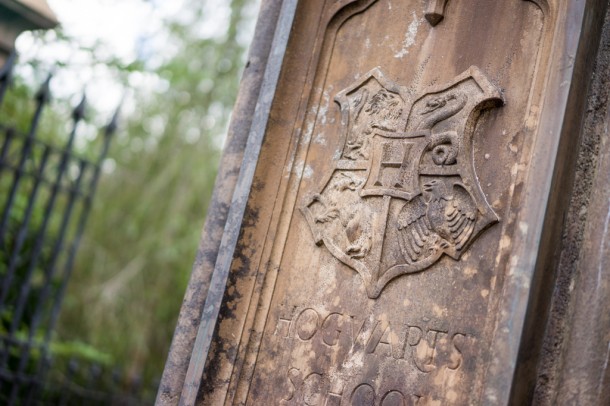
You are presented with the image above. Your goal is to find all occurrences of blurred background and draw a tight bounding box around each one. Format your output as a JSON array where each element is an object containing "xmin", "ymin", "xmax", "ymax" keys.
[{"xmin": 0, "ymin": 0, "xmax": 259, "ymax": 403}]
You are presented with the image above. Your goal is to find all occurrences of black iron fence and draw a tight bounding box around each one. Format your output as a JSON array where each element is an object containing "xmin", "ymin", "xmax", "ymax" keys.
[
  {"xmin": 0, "ymin": 55, "xmax": 156, "ymax": 404},
  {"xmin": 35, "ymin": 357, "xmax": 157, "ymax": 405}
]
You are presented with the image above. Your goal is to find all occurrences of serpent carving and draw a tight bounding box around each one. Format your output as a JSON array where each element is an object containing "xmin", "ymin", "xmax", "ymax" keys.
[
  {"xmin": 428, "ymin": 131, "xmax": 459, "ymax": 165},
  {"xmin": 417, "ymin": 93, "xmax": 467, "ymax": 132},
  {"xmin": 416, "ymin": 93, "xmax": 467, "ymax": 166}
]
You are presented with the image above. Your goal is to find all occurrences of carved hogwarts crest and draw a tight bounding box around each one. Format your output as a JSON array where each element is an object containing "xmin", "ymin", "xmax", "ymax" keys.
[{"xmin": 302, "ymin": 66, "xmax": 503, "ymax": 298}]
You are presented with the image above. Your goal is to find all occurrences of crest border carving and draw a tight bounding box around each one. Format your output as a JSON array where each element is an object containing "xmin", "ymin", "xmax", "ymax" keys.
[{"xmin": 302, "ymin": 66, "xmax": 504, "ymax": 298}]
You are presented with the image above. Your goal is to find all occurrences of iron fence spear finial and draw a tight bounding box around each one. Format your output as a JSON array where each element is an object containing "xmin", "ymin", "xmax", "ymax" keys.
[
  {"xmin": 0, "ymin": 51, "xmax": 16, "ymax": 107},
  {"xmin": 105, "ymin": 94, "xmax": 124, "ymax": 137},
  {"xmin": 0, "ymin": 70, "xmax": 54, "ymax": 246},
  {"xmin": 28, "ymin": 71, "xmax": 54, "ymax": 138},
  {"xmin": 72, "ymin": 93, "xmax": 87, "ymax": 123},
  {"xmin": 35, "ymin": 71, "xmax": 53, "ymax": 104}
]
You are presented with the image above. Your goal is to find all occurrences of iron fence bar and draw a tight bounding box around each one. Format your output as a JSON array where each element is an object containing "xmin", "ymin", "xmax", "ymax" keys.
[
  {"xmin": 0, "ymin": 52, "xmax": 16, "ymax": 108},
  {"xmin": 0, "ymin": 145, "xmax": 51, "ymax": 319},
  {"xmin": 0, "ymin": 73, "xmax": 52, "ymax": 247},
  {"xmin": 0, "ymin": 94, "xmax": 76, "ymax": 321},
  {"xmin": 0, "ymin": 158, "xmax": 94, "ymax": 197},
  {"xmin": 111, "ymin": 368, "xmax": 123, "ymax": 406},
  {"xmin": 1, "ymin": 125, "xmax": 97, "ymax": 164},
  {"xmin": 0, "ymin": 127, "xmax": 15, "ymax": 165},
  {"xmin": 43, "ymin": 105, "xmax": 119, "ymax": 339},
  {"xmin": 0, "ymin": 56, "xmax": 133, "ymax": 404},
  {"xmin": 24, "ymin": 106, "xmax": 118, "ymax": 406},
  {"xmin": 7, "ymin": 157, "xmax": 88, "ymax": 406},
  {"xmin": 21, "ymin": 159, "xmax": 88, "ymax": 336},
  {"xmin": 87, "ymin": 364, "xmax": 103, "ymax": 405},
  {"xmin": 57, "ymin": 359, "xmax": 78, "ymax": 406},
  {"xmin": 3, "ymin": 94, "xmax": 86, "ymax": 332},
  {"xmin": 32, "ymin": 356, "xmax": 51, "ymax": 406},
  {"xmin": 0, "ymin": 95, "xmax": 80, "ymax": 405}
]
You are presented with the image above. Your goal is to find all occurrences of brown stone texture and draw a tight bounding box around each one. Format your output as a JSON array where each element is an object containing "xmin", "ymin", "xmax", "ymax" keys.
[
  {"xmin": 159, "ymin": 1, "xmax": 610, "ymax": 405},
  {"xmin": 534, "ymin": 4, "xmax": 610, "ymax": 405},
  {"xmin": 155, "ymin": 1, "xmax": 283, "ymax": 404},
  {"xmin": 222, "ymin": 2, "xmax": 544, "ymax": 404}
]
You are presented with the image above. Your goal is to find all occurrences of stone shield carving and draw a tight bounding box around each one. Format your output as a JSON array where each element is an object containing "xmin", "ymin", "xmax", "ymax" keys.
[{"xmin": 302, "ymin": 66, "xmax": 503, "ymax": 298}]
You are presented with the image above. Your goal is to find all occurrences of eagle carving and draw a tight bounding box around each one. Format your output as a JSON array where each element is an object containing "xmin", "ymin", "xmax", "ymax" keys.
[{"xmin": 397, "ymin": 181, "xmax": 477, "ymax": 264}]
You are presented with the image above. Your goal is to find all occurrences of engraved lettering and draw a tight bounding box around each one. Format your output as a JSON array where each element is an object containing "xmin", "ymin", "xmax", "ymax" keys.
[
  {"xmin": 281, "ymin": 365, "xmax": 428, "ymax": 404},
  {"xmin": 366, "ymin": 322, "xmax": 394, "ymax": 358},
  {"xmin": 348, "ymin": 385, "xmax": 424, "ymax": 405},
  {"xmin": 283, "ymin": 367, "xmax": 301, "ymax": 402},
  {"xmin": 363, "ymin": 320, "xmax": 382, "ymax": 350},
  {"xmin": 302, "ymin": 372, "xmax": 325, "ymax": 406},
  {"xmin": 351, "ymin": 383, "xmax": 375, "ymax": 406},
  {"xmin": 425, "ymin": 329, "xmax": 448, "ymax": 369},
  {"xmin": 449, "ymin": 332, "xmax": 466, "ymax": 370},
  {"xmin": 404, "ymin": 325, "xmax": 423, "ymax": 356},
  {"xmin": 276, "ymin": 305, "xmax": 297, "ymax": 338},
  {"xmin": 395, "ymin": 143, "xmax": 414, "ymax": 188},
  {"xmin": 295, "ymin": 308, "xmax": 320, "ymax": 341},
  {"xmin": 349, "ymin": 315, "xmax": 368, "ymax": 349},
  {"xmin": 372, "ymin": 142, "xmax": 414, "ymax": 189},
  {"xmin": 321, "ymin": 312, "xmax": 343, "ymax": 347},
  {"xmin": 404, "ymin": 325, "xmax": 434, "ymax": 373},
  {"xmin": 325, "ymin": 387, "xmax": 343, "ymax": 406},
  {"xmin": 276, "ymin": 304, "xmax": 471, "ymax": 379},
  {"xmin": 380, "ymin": 390, "xmax": 405, "ymax": 406}
]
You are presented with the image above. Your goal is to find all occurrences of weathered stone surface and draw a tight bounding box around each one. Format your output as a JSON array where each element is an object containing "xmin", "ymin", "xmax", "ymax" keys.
[
  {"xmin": 155, "ymin": 1, "xmax": 284, "ymax": 404},
  {"xmin": 160, "ymin": 1, "xmax": 610, "ymax": 405},
  {"xmin": 227, "ymin": 2, "xmax": 545, "ymax": 403},
  {"xmin": 534, "ymin": 6, "xmax": 610, "ymax": 404}
]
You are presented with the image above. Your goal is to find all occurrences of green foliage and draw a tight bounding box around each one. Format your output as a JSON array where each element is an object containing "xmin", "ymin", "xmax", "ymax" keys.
[
  {"xmin": 46, "ymin": 0, "xmax": 258, "ymax": 382},
  {"xmin": 1, "ymin": 0, "xmax": 257, "ymax": 390},
  {"xmin": 50, "ymin": 340, "xmax": 113, "ymax": 366}
]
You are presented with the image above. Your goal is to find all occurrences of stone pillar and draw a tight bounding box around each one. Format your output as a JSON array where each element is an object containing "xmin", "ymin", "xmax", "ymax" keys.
[
  {"xmin": 159, "ymin": 1, "xmax": 610, "ymax": 404},
  {"xmin": 0, "ymin": 0, "xmax": 58, "ymax": 65},
  {"xmin": 533, "ymin": 7, "xmax": 610, "ymax": 405}
]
